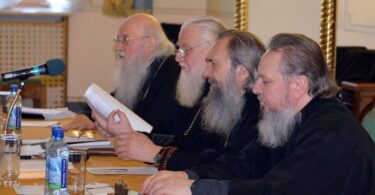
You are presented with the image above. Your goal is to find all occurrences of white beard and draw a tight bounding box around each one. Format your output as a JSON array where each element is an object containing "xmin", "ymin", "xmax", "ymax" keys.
[
  {"xmin": 201, "ymin": 70, "xmax": 245, "ymax": 136},
  {"xmin": 258, "ymin": 104, "xmax": 301, "ymax": 148},
  {"xmin": 114, "ymin": 50, "xmax": 151, "ymax": 109},
  {"xmin": 175, "ymin": 65, "xmax": 206, "ymax": 108}
]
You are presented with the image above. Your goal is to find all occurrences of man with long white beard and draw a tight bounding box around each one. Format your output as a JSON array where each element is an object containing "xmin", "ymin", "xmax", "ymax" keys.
[
  {"xmin": 141, "ymin": 33, "xmax": 375, "ymax": 195},
  {"xmin": 96, "ymin": 29, "xmax": 265, "ymax": 171},
  {"xmin": 65, "ymin": 13, "xmax": 189, "ymax": 135}
]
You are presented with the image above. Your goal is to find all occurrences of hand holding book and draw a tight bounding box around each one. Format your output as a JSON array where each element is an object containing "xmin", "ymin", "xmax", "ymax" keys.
[
  {"xmin": 84, "ymin": 83, "xmax": 153, "ymax": 134},
  {"xmin": 93, "ymin": 109, "xmax": 134, "ymax": 137}
]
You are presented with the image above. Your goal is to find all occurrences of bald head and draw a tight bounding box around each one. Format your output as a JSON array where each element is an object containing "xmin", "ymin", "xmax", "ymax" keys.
[
  {"xmin": 118, "ymin": 14, "xmax": 175, "ymax": 59},
  {"xmin": 121, "ymin": 14, "xmax": 160, "ymax": 36}
]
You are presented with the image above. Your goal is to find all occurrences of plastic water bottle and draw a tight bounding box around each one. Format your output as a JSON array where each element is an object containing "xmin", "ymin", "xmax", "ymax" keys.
[
  {"xmin": 6, "ymin": 84, "xmax": 22, "ymax": 134},
  {"xmin": 44, "ymin": 125, "xmax": 69, "ymax": 195}
]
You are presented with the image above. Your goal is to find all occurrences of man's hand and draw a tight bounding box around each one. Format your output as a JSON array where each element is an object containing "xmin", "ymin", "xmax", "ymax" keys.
[
  {"xmin": 93, "ymin": 110, "xmax": 134, "ymax": 137},
  {"xmin": 141, "ymin": 171, "xmax": 193, "ymax": 195},
  {"xmin": 62, "ymin": 114, "xmax": 96, "ymax": 131},
  {"xmin": 114, "ymin": 131, "xmax": 162, "ymax": 162}
]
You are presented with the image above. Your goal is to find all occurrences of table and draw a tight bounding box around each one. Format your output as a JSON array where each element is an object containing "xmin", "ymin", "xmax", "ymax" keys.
[{"xmin": 0, "ymin": 118, "xmax": 149, "ymax": 194}]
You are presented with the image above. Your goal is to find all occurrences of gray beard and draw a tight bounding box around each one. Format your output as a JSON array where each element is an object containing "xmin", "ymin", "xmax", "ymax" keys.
[
  {"xmin": 176, "ymin": 67, "xmax": 205, "ymax": 108},
  {"xmin": 201, "ymin": 71, "xmax": 245, "ymax": 136},
  {"xmin": 114, "ymin": 51, "xmax": 151, "ymax": 109},
  {"xmin": 258, "ymin": 107, "xmax": 301, "ymax": 148}
]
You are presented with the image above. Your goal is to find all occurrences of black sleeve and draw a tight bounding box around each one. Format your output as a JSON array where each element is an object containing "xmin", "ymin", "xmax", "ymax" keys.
[
  {"xmin": 191, "ymin": 180, "xmax": 229, "ymax": 195},
  {"xmin": 196, "ymin": 128, "xmax": 374, "ymax": 195},
  {"xmin": 190, "ymin": 139, "xmax": 260, "ymax": 180},
  {"xmin": 166, "ymin": 148, "xmax": 224, "ymax": 170},
  {"xmin": 168, "ymin": 130, "xmax": 226, "ymax": 152},
  {"xmin": 148, "ymin": 133, "xmax": 176, "ymax": 146}
]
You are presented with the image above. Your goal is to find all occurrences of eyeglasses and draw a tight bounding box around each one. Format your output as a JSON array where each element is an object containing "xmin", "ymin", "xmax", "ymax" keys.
[
  {"xmin": 176, "ymin": 41, "xmax": 210, "ymax": 57},
  {"xmin": 113, "ymin": 35, "xmax": 150, "ymax": 45}
]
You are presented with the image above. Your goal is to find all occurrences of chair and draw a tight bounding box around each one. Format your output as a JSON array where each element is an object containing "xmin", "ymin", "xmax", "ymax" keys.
[{"xmin": 359, "ymin": 96, "xmax": 375, "ymax": 141}]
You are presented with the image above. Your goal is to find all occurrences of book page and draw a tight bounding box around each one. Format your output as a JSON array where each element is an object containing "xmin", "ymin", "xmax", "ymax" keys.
[{"xmin": 84, "ymin": 83, "xmax": 153, "ymax": 133}]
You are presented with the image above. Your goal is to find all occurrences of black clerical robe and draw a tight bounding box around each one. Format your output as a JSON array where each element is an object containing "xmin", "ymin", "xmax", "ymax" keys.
[
  {"xmin": 150, "ymin": 91, "xmax": 260, "ymax": 170},
  {"xmin": 130, "ymin": 55, "xmax": 187, "ymax": 135},
  {"xmin": 186, "ymin": 97, "xmax": 375, "ymax": 195}
]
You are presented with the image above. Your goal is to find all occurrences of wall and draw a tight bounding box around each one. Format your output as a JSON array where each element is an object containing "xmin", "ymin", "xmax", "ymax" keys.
[
  {"xmin": 337, "ymin": 0, "xmax": 375, "ymax": 49},
  {"xmin": 248, "ymin": 0, "xmax": 321, "ymax": 44},
  {"xmin": 68, "ymin": 9, "xmax": 122, "ymax": 101}
]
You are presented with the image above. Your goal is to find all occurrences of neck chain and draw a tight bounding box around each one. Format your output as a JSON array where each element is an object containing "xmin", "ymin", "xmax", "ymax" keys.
[{"xmin": 184, "ymin": 108, "xmax": 202, "ymax": 136}]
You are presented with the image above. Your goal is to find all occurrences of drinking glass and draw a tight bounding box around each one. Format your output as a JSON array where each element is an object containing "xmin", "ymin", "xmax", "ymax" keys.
[{"xmin": 1, "ymin": 134, "xmax": 21, "ymax": 187}]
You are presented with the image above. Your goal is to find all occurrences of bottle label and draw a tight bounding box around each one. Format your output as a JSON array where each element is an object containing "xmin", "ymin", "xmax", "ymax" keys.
[
  {"xmin": 47, "ymin": 157, "xmax": 68, "ymax": 190},
  {"xmin": 8, "ymin": 106, "xmax": 21, "ymax": 131}
]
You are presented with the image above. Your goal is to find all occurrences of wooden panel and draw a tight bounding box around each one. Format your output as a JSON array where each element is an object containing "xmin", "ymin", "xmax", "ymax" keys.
[
  {"xmin": 340, "ymin": 81, "xmax": 375, "ymax": 120},
  {"xmin": 0, "ymin": 18, "xmax": 67, "ymax": 107}
]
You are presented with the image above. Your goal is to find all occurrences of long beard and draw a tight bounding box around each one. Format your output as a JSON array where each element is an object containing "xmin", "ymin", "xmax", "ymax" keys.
[
  {"xmin": 114, "ymin": 50, "xmax": 151, "ymax": 109},
  {"xmin": 201, "ymin": 71, "xmax": 245, "ymax": 136},
  {"xmin": 257, "ymin": 102, "xmax": 301, "ymax": 148},
  {"xmin": 176, "ymin": 66, "xmax": 205, "ymax": 108}
]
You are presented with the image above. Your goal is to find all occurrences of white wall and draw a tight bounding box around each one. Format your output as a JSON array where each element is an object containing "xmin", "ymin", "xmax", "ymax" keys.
[
  {"xmin": 249, "ymin": 0, "xmax": 321, "ymax": 44},
  {"xmin": 337, "ymin": 0, "xmax": 375, "ymax": 49},
  {"xmin": 68, "ymin": 11, "xmax": 122, "ymax": 100}
]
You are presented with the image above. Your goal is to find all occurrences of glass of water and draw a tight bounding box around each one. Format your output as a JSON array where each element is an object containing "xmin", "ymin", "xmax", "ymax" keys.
[
  {"xmin": 1, "ymin": 134, "xmax": 21, "ymax": 187},
  {"xmin": 68, "ymin": 150, "xmax": 87, "ymax": 195}
]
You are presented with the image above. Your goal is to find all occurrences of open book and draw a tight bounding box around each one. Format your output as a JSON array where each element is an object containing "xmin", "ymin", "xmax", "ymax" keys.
[{"xmin": 84, "ymin": 83, "xmax": 153, "ymax": 133}]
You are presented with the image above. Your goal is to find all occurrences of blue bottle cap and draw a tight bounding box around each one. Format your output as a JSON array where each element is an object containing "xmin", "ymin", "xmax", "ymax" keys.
[
  {"xmin": 10, "ymin": 84, "xmax": 18, "ymax": 92},
  {"xmin": 52, "ymin": 125, "xmax": 64, "ymax": 139}
]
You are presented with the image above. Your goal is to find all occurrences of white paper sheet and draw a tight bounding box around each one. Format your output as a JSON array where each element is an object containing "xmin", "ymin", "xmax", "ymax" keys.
[
  {"xmin": 20, "ymin": 160, "xmax": 45, "ymax": 172},
  {"xmin": 22, "ymin": 120, "xmax": 59, "ymax": 127},
  {"xmin": 21, "ymin": 145, "xmax": 45, "ymax": 156},
  {"xmin": 22, "ymin": 136, "xmax": 96, "ymax": 145},
  {"xmin": 22, "ymin": 106, "xmax": 76, "ymax": 119},
  {"xmin": 14, "ymin": 185, "xmax": 44, "ymax": 195},
  {"xmin": 14, "ymin": 184, "xmax": 139, "ymax": 195},
  {"xmin": 68, "ymin": 140, "xmax": 113, "ymax": 149}
]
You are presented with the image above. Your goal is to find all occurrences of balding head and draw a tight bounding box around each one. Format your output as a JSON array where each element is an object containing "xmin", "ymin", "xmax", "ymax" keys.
[{"xmin": 118, "ymin": 13, "xmax": 175, "ymax": 60}]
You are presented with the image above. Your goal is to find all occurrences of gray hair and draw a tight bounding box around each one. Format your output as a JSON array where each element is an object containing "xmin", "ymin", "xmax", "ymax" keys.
[
  {"xmin": 268, "ymin": 33, "xmax": 338, "ymax": 97},
  {"xmin": 218, "ymin": 30, "xmax": 266, "ymax": 89},
  {"xmin": 180, "ymin": 16, "xmax": 227, "ymax": 43}
]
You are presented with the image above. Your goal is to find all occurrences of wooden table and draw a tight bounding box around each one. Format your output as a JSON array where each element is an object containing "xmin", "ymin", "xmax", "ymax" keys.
[{"xmin": 0, "ymin": 118, "xmax": 149, "ymax": 194}]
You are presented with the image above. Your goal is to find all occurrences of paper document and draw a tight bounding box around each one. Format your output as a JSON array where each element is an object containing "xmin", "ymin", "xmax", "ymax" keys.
[
  {"xmin": 20, "ymin": 160, "xmax": 45, "ymax": 172},
  {"xmin": 22, "ymin": 107, "xmax": 76, "ymax": 120},
  {"xmin": 21, "ymin": 145, "xmax": 45, "ymax": 156},
  {"xmin": 22, "ymin": 136, "xmax": 96, "ymax": 145},
  {"xmin": 87, "ymin": 166, "xmax": 158, "ymax": 175},
  {"xmin": 69, "ymin": 140, "xmax": 113, "ymax": 149},
  {"xmin": 84, "ymin": 83, "xmax": 153, "ymax": 133},
  {"xmin": 14, "ymin": 183, "xmax": 139, "ymax": 195},
  {"xmin": 22, "ymin": 120, "xmax": 59, "ymax": 127},
  {"xmin": 14, "ymin": 185, "xmax": 45, "ymax": 195}
]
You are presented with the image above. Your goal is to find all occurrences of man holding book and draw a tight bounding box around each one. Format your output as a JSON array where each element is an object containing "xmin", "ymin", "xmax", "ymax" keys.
[{"xmin": 65, "ymin": 14, "xmax": 191, "ymax": 136}]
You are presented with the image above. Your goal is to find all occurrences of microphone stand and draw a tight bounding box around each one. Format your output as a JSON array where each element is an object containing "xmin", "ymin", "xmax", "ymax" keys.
[{"xmin": 4, "ymin": 81, "xmax": 24, "ymax": 134}]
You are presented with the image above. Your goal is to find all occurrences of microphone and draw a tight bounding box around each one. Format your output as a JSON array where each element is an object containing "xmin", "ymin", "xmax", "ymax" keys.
[{"xmin": 1, "ymin": 59, "xmax": 65, "ymax": 81}]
